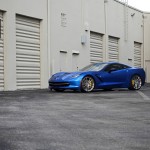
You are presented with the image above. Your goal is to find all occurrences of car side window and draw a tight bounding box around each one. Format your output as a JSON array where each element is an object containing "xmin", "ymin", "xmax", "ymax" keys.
[
  {"xmin": 121, "ymin": 64, "xmax": 130, "ymax": 69},
  {"xmin": 104, "ymin": 64, "xmax": 118, "ymax": 72},
  {"xmin": 104, "ymin": 64, "xmax": 127, "ymax": 72}
]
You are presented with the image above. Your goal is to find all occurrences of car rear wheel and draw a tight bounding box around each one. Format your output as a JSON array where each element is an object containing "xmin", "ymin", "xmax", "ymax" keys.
[
  {"xmin": 81, "ymin": 76, "xmax": 95, "ymax": 92},
  {"xmin": 128, "ymin": 75, "xmax": 142, "ymax": 90}
]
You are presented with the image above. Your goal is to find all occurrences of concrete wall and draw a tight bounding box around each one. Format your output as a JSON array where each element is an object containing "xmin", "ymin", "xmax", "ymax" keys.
[
  {"xmin": 0, "ymin": 0, "xmax": 48, "ymax": 90},
  {"xmin": 50, "ymin": 0, "xmax": 106, "ymax": 74},
  {"xmin": 50, "ymin": 0, "xmax": 144, "ymax": 74},
  {"xmin": 144, "ymin": 13, "xmax": 150, "ymax": 82},
  {"xmin": 0, "ymin": 0, "xmax": 149, "ymax": 91},
  {"xmin": 107, "ymin": 0, "xmax": 144, "ymax": 65}
]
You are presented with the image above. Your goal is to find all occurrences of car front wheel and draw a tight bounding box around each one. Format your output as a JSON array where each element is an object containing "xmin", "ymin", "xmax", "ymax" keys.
[
  {"xmin": 128, "ymin": 75, "xmax": 142, "ymax": 90},
  {"xmin": 81, "ymin": 76, "xmax": 95, "ymax": 92}
]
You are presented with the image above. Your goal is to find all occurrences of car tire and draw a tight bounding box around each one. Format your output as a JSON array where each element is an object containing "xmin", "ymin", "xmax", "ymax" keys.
[
  {"xmin": 128, "ymin": 75, "xmax": 142, "ymax": 90},
  {"xmin": 81, "ymin": 76, "xmax": 95, "ymax": 92}
]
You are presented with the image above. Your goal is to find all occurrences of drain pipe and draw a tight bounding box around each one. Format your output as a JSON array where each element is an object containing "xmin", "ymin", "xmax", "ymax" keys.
[
  {"xmin": 104, "ymin": 0, "xmax": 108, "ymax": 62},
  {"xmin": 142, "ymin": 13, "xmax": 145, "ymax": 70},
  {"xmin": 47, "ymin": 0, "xmax": 51, "ymax": 77}
]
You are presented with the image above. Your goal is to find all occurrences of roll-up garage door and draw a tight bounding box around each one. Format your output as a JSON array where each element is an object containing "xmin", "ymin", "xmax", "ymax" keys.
[
  {"xmin": 134, "ymin": 42, "xmax": 142, "ymax": 68},
  {"xmin": 0, "ymin": 11, "xmax": 4, "ymax": 91},
  {"xmin": 90, "ymin": 31, "xmax": 103, "ymax": 63},
  {"xmin": 108, "ymin": 36, "xmax": 119, "ymax": 62},
  {"xmin": 16, "ymin": 15, "xmax": 41, "ymax": 89}
]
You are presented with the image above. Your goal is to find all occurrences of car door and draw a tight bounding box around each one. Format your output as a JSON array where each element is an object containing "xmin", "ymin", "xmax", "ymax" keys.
[{"xmin": 97, "ymin": 64, "xmax": 129, "ymax": 88}]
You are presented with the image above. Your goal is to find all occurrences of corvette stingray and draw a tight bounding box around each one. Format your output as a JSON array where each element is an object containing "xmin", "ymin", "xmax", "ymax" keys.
[{"xmin": 48, "ymin": 62, "xmax": 145, "ymax": 92}]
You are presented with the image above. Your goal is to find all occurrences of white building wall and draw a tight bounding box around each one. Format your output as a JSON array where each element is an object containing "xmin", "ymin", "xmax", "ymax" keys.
[
  {"xmin": 144, "ymin": 13, "xmax": 150, "ymax": 82},
  {"xmin": 0, "ymin": 0, "xmax": 149, "ymax": 91},
  {"xmin": 0, "ymin": 0, "xmax": 48, "ymax": 91},
  {"xmin": 106, "ymin": 0, "xmax": 144, "ymax": 65},
  {"xmin": 50, "ymin": 0, "xmax": 144, "ymax": 74},
  {"xmin": 50, "ymin": 0, "xmax": 84, "ymax": 73}
]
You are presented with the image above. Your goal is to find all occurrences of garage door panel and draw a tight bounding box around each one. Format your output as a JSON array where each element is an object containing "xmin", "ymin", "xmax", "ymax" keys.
[
  {"xmin": 90, "ymin": 39, "xmax": 103, "ymax": 45},
  {"xmin": 16, "ymin": 18, "xmax": 40, "ymax": 29},
  {"xmin": 108, "ymin": 36, "xmax": 119, "ymax": 62},
  {"xmin": 0, "ymin": 75, "xmax": 4, "ymax": 89},
  {"xmin": 134, "ymin": 42, "xmax": 141, "ymax": 67},
  {"xmin": 17, "ymin": 74, "xmax": 40, "ymax": 80},
  {"xmin": 16, "ymin": 57, "xmax": 40, "ymax": 63},
  {"xmin": 16, "ymin": 18, "xmax": 40, "ymax": 26},
  {"xmin": 16, "ymin": 23, "xmax": 40, "ymax": 31},
  {"xmin": 16, "ymin": 61, "xmax": 40, "ymax": 67},
  {"xmin": 16, "ymin": 37, "xmax": 40, "ymax": 45},
  {"xmin": 90, "ymin": 31, "xmax": 104, "ymax": 63},
  {"xmin": 17, "ymin": 66, "xmax": 40, "ymax": 70},
  {"xmin": 17, "ymin": 85, "xmax": 40, "ymax": 90},
  {"xmin": 16, "ymin": 40, "xmax": 40, "ymax": 48},
  {"xmin": 16, "ymin": 32, "xmax": 40, "ymax": 40},
  {"xmin": 16, "ymin": 46, "xmax": 40, "ymax": 52},
  {"xmin": 16, "ymin": 54, "xmax": 40, "ymax": 60},
  {"xmin": 16, "ymin": 15, "xmax": 41, "ymax": 89},
  {"xmin": 16, "ymin": 52, "xmax": 40, "ymax": 59},
  {"xmin": 16, "ymin": 48, "xmax": 40, "ymax": 55},
  {"xmin": 17, "ymin": 70, "xmax": 40, "ymax": 74},
  {"xmin": 90, "ymin": 44, "xmax": 103, "ymax": 49}
]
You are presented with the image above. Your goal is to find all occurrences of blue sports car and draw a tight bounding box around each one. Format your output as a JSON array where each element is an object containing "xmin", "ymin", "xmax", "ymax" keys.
[{"xmin": 49, "ymin": 62, "xmax": 145, "ymax": 92}]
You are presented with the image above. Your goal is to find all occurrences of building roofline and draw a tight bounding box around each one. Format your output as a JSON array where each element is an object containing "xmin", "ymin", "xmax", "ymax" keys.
[
  {"xmin": 143, "ymin": 12, "xmax": 150, "ymax": 14},
  {"xmin": 114, "ymin": 0, "xmax": 144, "ymax": 13}
]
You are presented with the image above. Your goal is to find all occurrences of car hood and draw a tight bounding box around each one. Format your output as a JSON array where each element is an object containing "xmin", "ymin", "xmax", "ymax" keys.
[{"xmin": 50, "ymin": 71, "xmax": 88, "ymax": 81}]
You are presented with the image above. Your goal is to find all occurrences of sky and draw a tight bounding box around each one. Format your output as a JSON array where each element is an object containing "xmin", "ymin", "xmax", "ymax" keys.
[{"xmin": 127, "ymin": 0, "xmax": 150, "ymax": 12}]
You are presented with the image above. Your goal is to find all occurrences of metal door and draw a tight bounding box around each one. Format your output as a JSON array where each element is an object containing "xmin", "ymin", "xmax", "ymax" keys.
[
  {"xmin": 16, "ymin": 15, "xmax": 41, "ymax": 89},
  {"xmin": 134, "ymin": 42, "xmax": 141, "ymax": 67},
  {"xmin": 108, "ymin": 36, "xmax": 119, "ymax": 62},
  {"xmin": 90, "ymin": 31, "xmax": 103, "ymax": 63}
]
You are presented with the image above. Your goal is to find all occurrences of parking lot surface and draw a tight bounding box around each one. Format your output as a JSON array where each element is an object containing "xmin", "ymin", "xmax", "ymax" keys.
[{"xmin": 0, "ymin": 85, "xmax": 150, "ymax": 150}]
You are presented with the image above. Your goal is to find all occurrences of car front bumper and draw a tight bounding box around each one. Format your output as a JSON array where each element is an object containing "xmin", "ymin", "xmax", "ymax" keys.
[{"xmin": 49, "ymin": 80, "xmax": 81, "ymax": 90}]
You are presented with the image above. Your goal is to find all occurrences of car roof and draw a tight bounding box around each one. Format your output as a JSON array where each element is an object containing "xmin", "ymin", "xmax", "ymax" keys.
[
  {"xmin": 96, "ymin": 62, "xmax": 119, "ymax": 65},
  {"xmin": 95, "ymin": 62, "xmax": 131, "ymax": 67}
]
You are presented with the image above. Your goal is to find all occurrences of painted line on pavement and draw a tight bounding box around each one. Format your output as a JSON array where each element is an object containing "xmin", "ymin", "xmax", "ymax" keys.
[{"xmin": 137, "ymin": 91, "xmax": 150, "ymax": 100}]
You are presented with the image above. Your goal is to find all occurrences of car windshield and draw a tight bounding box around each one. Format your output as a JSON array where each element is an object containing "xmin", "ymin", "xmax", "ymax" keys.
[{"xmin": 80, "ymin": 63, "xmax": 107, "ymax": 71}]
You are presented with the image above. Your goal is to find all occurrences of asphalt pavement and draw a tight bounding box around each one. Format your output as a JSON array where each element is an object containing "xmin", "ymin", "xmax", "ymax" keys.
[{"xmin": 0, "ymin": 85, "xmax": 150, "ymax": 150}]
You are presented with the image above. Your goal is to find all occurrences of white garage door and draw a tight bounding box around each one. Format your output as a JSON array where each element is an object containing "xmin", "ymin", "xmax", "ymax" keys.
[
  {"xmin": 0, "ymin": 11, "xmax": 4, "ymax": 91},
  {"xmin": 16, "ymin": 15, "xmax": 41, "ymax": 89},
  {"xmin": 134, "ymin": 42, "xmax": 142, "ymax": 68},
  {"xmin": 108, "ymin": 36, "xmax": 119, "ymax": 62},
  {"xmin": 90, "ymin": 31, "xmax": 103, "ymax": 63}
]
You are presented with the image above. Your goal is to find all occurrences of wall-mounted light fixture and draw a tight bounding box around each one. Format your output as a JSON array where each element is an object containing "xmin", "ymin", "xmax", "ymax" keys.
[
  {"xmin": 131, "ymin": 13, "xmax": 135, "ymax": 17},
  {"xmin": 81, "ymin": 35, "xmax": 87, "ymax": 45}
]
